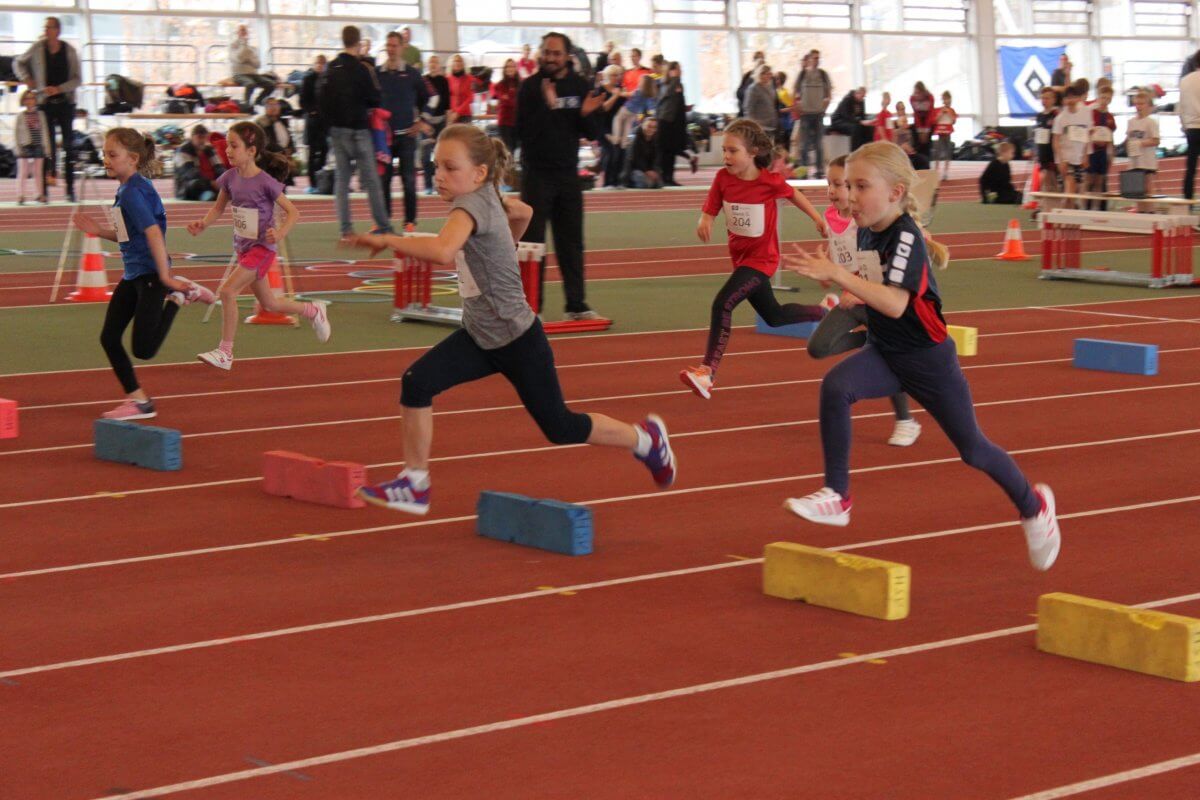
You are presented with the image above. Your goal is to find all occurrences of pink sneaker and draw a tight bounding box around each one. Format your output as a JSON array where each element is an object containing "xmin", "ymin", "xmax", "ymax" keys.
[
  {"xmin": 101, "ymin": 398, "xmax": 157, "ymax": 420},
  {"xmin": 679, "ymin": 365, "xmax": 713, "ymax": 400},
  {"xmin": 181, "ymin": 279, "xmax": 216, "ymax": 305}
]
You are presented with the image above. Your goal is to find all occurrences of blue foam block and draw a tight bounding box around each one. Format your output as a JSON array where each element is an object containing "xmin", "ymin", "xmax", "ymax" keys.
[
  {"xmin": 1073, "ymin": 338, "xmax": 1158, "ymax": 376},
  {"xmin": 477, "ymin": 491, "xmax": 593, "ymax": 556},
  {"xmin": 755, "ymin": 314, "xmax": 819, "ymax": 339},
  {"xmin": 93, "ymin": 419, "xmax": 182, "ymax": 471}
]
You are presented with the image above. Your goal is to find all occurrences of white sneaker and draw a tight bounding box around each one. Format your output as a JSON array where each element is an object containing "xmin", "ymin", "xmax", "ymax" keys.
[
  {"xmin": 180, "ymin": 279, "xmax": 216, "ymax": 305},
  {"xmin": 784, "ymin": 487, "xmax": 852, "ymax": 527},
  {"xmin": 888, "ymin": 418, "xmax": 922, "ymax": 447},
  {"xmin": 565, "ymin": 310, "xmax": 603, "ymax": 322},
  {"xmin": 679, "ymin": 365, "xmax": 714, "ymax": 400},
  {"xmin": 309, "ymin": 301, "xmax": 331, "ymax": 343},
  {"xmin": 820, "ymin": 293, "xmax": 840, "ymax": 311},
  {"xmin": 198, "ymin": 348, "xmax": 233, "ymax": 371},
  {"xmin": 1021, "ymin": 483, "xmax": 1061, "ymax": 571}
]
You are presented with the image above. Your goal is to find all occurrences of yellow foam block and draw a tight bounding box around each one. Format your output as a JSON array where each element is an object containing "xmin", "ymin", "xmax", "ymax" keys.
[
  {"xmin": 947, "ymin": 325, "xmax": 978, "ymax": 356},
  {"xmin": 1036, "ymin": 593, "xmax": 1200, "ymax": 683},
  {"xmin": 763, "ymin": 542, "xmax": 910, "ymax": 620}
]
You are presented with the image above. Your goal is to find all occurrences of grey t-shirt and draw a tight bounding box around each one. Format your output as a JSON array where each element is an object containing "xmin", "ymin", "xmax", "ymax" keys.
[{"xmin": 452, "ymin": 185, "xmax": 536, "ymax": 349}]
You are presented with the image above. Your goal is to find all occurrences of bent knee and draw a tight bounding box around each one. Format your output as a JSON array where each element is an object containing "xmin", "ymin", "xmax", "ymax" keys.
[
  {"xmin": 537, "ymin": 412, "xmax": 590, "ymax": 446},
  {"xmin": 399, "ymin": 369, "xmax": 436, "ymax": 408}
]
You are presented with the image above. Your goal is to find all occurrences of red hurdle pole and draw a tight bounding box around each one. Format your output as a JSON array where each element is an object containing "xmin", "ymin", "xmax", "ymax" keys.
[
  {"xmin": 1152, "ymin": 227, "xmax": 1163, "ymax": 281},
  {"xmin": 1041, "ymin": 220, "xmax": 1053, "ymax": 272},
  {"xmin": 423, "ymin": 258, "xmax": 432, "ymax": 307}
]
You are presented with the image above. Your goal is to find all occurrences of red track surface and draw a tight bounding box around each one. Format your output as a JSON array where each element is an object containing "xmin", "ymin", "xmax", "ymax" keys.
[{"xmin": 2, "ymin": 295, "xmax": 1200, "ymax": 798}]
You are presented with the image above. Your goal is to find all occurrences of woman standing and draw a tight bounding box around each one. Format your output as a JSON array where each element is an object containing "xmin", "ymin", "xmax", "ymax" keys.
[
  {"xmin": 490, "ymin": 58, "xmax": 520, "ymax": 153},
  {"xmin": 447, "ymin": 54, "xmax": 475, "ymax": 124},
  {"xmin": 745, "ymin": 65, "xmax": 779, "ymax": 140},
  {"xmin": 598, "ymin": 65, "xmax": 626, "ymax": 188},
  {"xmin": 909, "ymin": 81, "xmax": 936, "ymax": 158},
  {"xmin": 657, "ymin": 61, "xmax": 690, "ymax": 187},
  {"xmin": 420, "ymin": 55, "xmax": 451, "ymax": 194}
]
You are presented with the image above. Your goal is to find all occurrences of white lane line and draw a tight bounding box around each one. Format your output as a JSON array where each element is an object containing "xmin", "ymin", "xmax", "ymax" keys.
[
  {"xmin": 5, "ymin": 493, "xmax": 1198, "ymax": 681},
  {"xmin": 7, "ymin": 350, "xmax": 1200, "ymax": 461},
  {"xmin": 1041, "ymin": 305, "xmax": 1200, "ymax": 325},
  {"xmin": 83, "ymin": 590, "xmax": 1200, "ymax": 800},
  {"xmin": 5, "ymin": 425, "xmax": 1199, "ymax": 579},
  {"xmin": 1009, "ymin": 753, "xmax": 1200, "ymax": 799}
]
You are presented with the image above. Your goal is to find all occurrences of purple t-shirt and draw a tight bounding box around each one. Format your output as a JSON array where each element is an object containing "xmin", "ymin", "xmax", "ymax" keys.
[{"xmin": 217, "ymin": 168, "xmax": 283, "ymax": 254}]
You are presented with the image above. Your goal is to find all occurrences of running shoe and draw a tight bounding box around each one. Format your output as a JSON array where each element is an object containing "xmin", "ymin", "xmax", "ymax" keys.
[
  {"xmin": 403, "ymin": 222, "xmax": 417, "ymax": 233},
  {"xmin": 180, "ymin": 279, "xmax": 216, "ymax": 305},
  {"xmin": 887, "ymin": 419, "xmax": 922, "ymax": 447},
  {"xmin": 634, "ymin": 414, "xmax": 676, "ymax": 489},
  {"xmin": 358, "ymin": 471, "xmax": 431, "ymax": 515},
  {"xmin": 679, "ymin": 365, "xmax": 714, "ymax": 400},
  {"xmin": 101, "ymin": 398, "xmax": 157, "ymax": 420},
  {"xmin": 198, "ymin": 348, "xmax": 233, "ymax": 371},
  {"xmin": 310, "ymin": 301, "xmax": 331, "ymax": 343},
  {"xmin": 784, "ymin": 487, "xmax": 852, "ymax": 527},
  {"xmin": 1021, "ymin": 483, "xmax": 1061, "ymax": 571},
  {"xmin": 820, "ymin": 293, "xmax": 840, "ymax": 311},
  {"xmin": 565, "ymin": 310, "xmax": 603, "ymax": 322}
]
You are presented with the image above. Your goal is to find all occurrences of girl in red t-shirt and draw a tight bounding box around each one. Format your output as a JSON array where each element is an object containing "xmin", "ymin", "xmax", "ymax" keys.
[
  {"xmin": 680, "ymin": 119, "xmax": 828, "ymax": 400},
  {"xmin": 872, "ymin": 91, "xmax": 894, "ymax": 142}
]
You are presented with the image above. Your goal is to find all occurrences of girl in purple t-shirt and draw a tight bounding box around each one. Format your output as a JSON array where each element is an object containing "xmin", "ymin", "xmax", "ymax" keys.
[{"xmin": 187, "ymin": 121, "xmax": 330, "ymax": 371}]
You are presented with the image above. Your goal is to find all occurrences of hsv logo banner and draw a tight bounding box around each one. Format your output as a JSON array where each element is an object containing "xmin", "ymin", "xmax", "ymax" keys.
[{"xmin": 999, "ymin": 45, "xmax": 1066, "ymax": 115}]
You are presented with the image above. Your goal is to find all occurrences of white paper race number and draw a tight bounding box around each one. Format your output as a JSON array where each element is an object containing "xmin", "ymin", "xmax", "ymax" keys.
[
  {"xmin": 1034, "ymin": 128, "xmax": 1051, "ymax": 145},
  {"xmin": 1091, "ymin": 126, "xmax": 1113, "ymax": 143},
  {"xmin": 828, "ymin": 234, "xmax": 856, "ymax": 272},
  {"xmin": 1068, "ymin": 126, "xmax": 1089, "ymax": 145},
  {"xmin": 855, "ymin": 250, "xmax": 884, "ymax": 284},
  {"xmin": 105, "ymin": 206, "xmax": 129, "ymax": 243},
  {"xmin": 454, "ymin": 251, "xmax": 481, "ymax": 298},
  {"xmin": 231, "ymin": 206, "xmax": 259, "ymax": 240},
  {"xmin": 723, "ymin": 201, "xmax": 765, "ymax": 238}
]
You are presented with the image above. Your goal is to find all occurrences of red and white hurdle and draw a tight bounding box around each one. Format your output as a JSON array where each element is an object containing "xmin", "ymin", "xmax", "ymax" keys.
[{"xmin": 1039, "ymin": 209, "xmax": 1198, "ymax": 289}]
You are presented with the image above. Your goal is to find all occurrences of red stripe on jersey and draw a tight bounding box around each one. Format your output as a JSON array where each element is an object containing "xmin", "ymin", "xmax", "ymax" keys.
[{"xmin": 912, "ymin": 261, "xmax": 947, "ymax": 343}]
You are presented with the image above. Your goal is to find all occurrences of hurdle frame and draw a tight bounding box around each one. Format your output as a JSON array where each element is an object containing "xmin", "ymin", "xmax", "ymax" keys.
[{"xmin": 1038, "ymin": 209, "xmax": 1198, "ymax": 289}]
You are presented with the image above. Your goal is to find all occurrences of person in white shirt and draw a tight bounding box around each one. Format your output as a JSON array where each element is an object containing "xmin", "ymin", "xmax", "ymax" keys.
[
  {"xmin": 1178, "ymin": 55, "xmax": 1200, "ymax": 198},
  {"xmin": 1051, "ymin": 84, "xmax": 1093, "ymax": 201},
  {"xmin": 1125, "ymin": 89, "xmax": 1161, "ymax": 199}
]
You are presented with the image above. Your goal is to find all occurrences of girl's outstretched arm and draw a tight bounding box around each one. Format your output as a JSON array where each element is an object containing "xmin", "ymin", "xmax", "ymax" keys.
[
  {"xmin": 187, "ymin": 189, "xmax": 230, "ymax": 236},
  {"xmin": 785, "ymin": 245, "xmax": 909, "ymax": 318},
  {"xmin": 341, "ymin": 209, "xmax": 474, "ymax": 264}
]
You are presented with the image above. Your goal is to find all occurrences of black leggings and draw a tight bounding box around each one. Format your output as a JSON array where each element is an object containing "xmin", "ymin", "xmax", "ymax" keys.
[
  {"xmin": 400, "ymin": 320, "xmax": 593, "ymax": 445},
  {"xmin": 807, "ymin": 303, "xmax": 911, "ymax": 421},
  {"xmin": 705, "ymin": 266, "xmax": 823, "ymax": 374},
  {"xmin": 100, "ymin": 275, "xmax": 180, "ymax": 394}
]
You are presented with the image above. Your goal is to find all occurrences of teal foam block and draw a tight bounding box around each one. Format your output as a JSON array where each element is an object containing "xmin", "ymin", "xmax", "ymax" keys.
[
  {"xmin": 755, "ymin": 314, "xmax": 819, "ymax": 339},
  {"xmin": 93, "ymin": 419, "xmax": 182, "ymax": 471},
  {"xmin": 1073, "ymin": 338, "xmax": 1158, "ymax": 376},
  {"xmin": 477, "ymin": 491, "xmax": 593, "ymax": 556}
]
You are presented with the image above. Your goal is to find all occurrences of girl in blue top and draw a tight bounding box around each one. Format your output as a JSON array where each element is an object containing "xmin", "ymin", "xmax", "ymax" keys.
[
  {"xmin": 782, "ymin": 142, "xmax": 1062, "ymax": 571},
  {"xmin": 74, "ymin": 128, "xmax": 215, "ymax": 420}
]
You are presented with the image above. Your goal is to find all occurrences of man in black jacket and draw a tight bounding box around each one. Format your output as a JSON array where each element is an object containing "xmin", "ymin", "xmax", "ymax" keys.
[
  {"xmin": 322, "ymin": 25, "xmax": 391, "ymax": 235},
  {"xmin": 516, "ymin": 31, "xmax": 605, "ymax": 320},
  {"xmin": 299, "ymin": 54, "xmax": 327, "ymax": 193},
  {"xmin": 378, "ymin": 31, "xmax": 430, "ymax": 229}
]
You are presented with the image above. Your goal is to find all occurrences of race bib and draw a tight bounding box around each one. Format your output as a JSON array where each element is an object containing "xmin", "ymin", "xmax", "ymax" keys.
[
  {"xmin": 231, "ymin": 205, "xmax": 259, "ymax": 240},
  {"xmin": 1091, "ymin": 126, "xmax": 1113, "ymax": 143},
  {"xmin": 1068, "ymin": 126, "xmax": 1089, "ymax": 144},
  {"xmin": 855, "ymin": 250, "xmax": 884, "ymax": 284},
  {"xmin": 427, "ymin": 94, "xmax": 441, "ymax": 110},
  {"xmin": 828, "ymin": 234, "xmax": 857, "ymax": 272},
  {"xmin": 105, "ymin": 206, "xmax": 129, "ymax": 243},
  {"xmin": 723, "ymin": 201, "xmax": 765, "ymax": 238},
  {"xmin": 455, "ymin": 251, "xmax": 481, "ymax": 298},
  {"xmin": 1034, "ymin": 128, "xmax": 1051, "ymax": 145},
  {"xmin": 1128, "ymin": 139, "xmax": 1142, "ymax": 155}
]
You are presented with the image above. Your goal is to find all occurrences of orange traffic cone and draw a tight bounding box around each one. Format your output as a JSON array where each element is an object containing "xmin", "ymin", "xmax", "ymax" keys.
[
  {"xmin": 996, "ymin": 219, "xmax": 1031, "ymax": 261},
  {"xmin": 244, "ymin": 259, "xmax": 297, "ymax": 325},
  {"xmin": 1022, "ymin": 163, "xmax": 1041, "ymax": 210},
  {"xmin": 67, "ymin": 233, "xmax": 113, "ymax": 302}
]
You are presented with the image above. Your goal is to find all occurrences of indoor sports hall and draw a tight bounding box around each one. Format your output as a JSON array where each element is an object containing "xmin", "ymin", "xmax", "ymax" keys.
[{"xmin": 2, "ymin": 0, "xmax": 1199, "ymax": 797}]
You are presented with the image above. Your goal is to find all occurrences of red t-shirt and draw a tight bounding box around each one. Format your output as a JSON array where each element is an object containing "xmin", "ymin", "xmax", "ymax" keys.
[
  {"xmin": 702, "ymin": 168, "xmax": 795, "ymax": 276},
  {"xmin": 491, "ymin": 79, "xmax": 518, "ymax": 126}
]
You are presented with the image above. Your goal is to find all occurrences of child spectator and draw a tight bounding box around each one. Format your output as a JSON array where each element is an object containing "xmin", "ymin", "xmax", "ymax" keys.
[
  {"xmin": 1034, "ymin": 86, "xmax": 1060, "ymax": 194},
  {"xmin": 980, "ymin": 141, "xmax": 1022, "ymax": 204},
  {"xmin": 14, "ymin": 90, "xmax": 47, "ymax": 205},
  {"xmin": 1125, "ymin": 89, "xmax": 1161, "ymax": 199},
  {"xmin": 1086, "ymin": 86, "xmax": 1116, "ymax": 208},
  {"xmin": 933, "ymin": 90, "xmax": 957, "ymax": 179},
  {"xmin": 1052, "ymin": 84, "xmax": 1092, "ymax": 200},
  {"xmin": 873, "ymin": 92, "xmax": 894, "ymax": 142}
]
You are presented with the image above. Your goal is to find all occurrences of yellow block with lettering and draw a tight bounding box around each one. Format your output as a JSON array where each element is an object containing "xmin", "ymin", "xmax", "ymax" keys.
[
  {"xmin": 763, "ymin": 542, "xmax": 910, "ymax": 621},
  {"xmin": 947, "ymin": 325, "xmax": 978, "ymax": 356},
  {"xmin": 1036, "ymin": 593, "xmax": 1200, "ymax": 683}
]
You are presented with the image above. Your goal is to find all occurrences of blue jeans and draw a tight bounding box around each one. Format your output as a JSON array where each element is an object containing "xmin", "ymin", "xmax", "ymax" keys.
[
  {"xmin": 631, "ymin": 169, "xmax": 662, "ymax": 189},
  {"xmin": 330, "ymin": 127, "xmax": 391, "ymax": 235}
]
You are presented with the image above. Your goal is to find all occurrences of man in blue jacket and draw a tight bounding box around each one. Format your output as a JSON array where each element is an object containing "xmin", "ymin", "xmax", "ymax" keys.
[{"xmin": 378, "ymin": 31, "xmax": 430, "ymax": 231}]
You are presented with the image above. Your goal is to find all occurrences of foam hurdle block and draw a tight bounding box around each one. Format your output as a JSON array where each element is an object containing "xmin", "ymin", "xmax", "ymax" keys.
[
  {"xmin": 477, "ymin": 491, "xmax": 593, "ymax": 556},
  {"xmin": 1037, "ymin": 593, "xmax": 1200, "ymax": 682},
  {"xmin": 946, "ymin": 325, "xmax": 978, "ymax": 356},
  {"xmin": 262, "ymin": 450, "xmax": 366, "ymax": 509},
  {"xmin": 0, "ymin": 398, "xmax": 17, "ymax": 439},
  {"xmin": 1073, "ymin": 338, "xmax": 1158, "ymax": 376},
  {"xmin": 755, "ymin": 314, "xmax": 819, "ymax": 339},
  {"xmin": 763, "ymin": 542, "xmax": 910, "ymax": 620},
  {"xmin": 93, "ymin": 419, "xmax": 182, "ymax": 471}
]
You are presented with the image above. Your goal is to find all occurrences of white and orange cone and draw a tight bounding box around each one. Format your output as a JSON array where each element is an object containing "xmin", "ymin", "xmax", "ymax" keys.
[
  {"xmin": 67, "ymin": 233, "xmax": 113, "ymax": 302},
  {"xmin": 996, "ymin": 219, "xmax": 1031, "ymax": 261}
]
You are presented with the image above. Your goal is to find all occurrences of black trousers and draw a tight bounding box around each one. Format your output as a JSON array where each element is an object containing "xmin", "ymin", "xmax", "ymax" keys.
[
  {"xmin": 521, "ymin": 168, "xmax": 588, "ymax": 314},
  {"xmin": 100, "ymin": 275, "xmax": 180, "ymax": 394},
  {"xmin": 1185, "ymin": 129, "xmax": 1200, "ymax": 199},
  {"xmin": 705, "ymin": 266, "xmax": 823, "ymax": 374},
  {"xmin": 659, "ymin": 117, "xmax": 687, "ymax": 185},
  {"xmin": 40, "ymin": 100, "xmax": 75, "ymax": 195},
  {"xmin": 400, "ymin": 320, "xmax": 593, "ymax": 445},
  {"xmin": 382, "ymin": 134, "xmax": 419, "ymax": 224},
  {"xmin": 305, "ymin": 117, "xmax": 328, "ymax": 181}
]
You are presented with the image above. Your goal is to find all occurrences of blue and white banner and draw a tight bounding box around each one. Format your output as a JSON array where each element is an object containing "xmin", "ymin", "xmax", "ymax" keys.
[{"xmin": 999, "ymin": 45, "xmax": 1066, "ymax": 116}]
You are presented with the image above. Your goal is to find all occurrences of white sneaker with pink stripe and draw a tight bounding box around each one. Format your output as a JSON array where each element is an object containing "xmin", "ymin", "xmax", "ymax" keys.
[{"xmin": 784, "ymin": 487, "xmax": 852, "ymax": 527}]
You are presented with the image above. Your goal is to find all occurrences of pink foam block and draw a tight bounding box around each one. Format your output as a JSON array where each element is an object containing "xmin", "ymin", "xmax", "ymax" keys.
[
  {"xmin": 262, "ymin": 450, "xmax": 366, "ymax": 509},
  {"xmin": 0, "ymin": 399, "xmax": 17, "ymax": 439}
]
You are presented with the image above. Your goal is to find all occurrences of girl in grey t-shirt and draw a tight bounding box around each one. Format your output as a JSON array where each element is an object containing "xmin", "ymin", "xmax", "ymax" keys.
[{"xmin": 343, "ymin": 124, "xmax": 677, "ymax": 515}]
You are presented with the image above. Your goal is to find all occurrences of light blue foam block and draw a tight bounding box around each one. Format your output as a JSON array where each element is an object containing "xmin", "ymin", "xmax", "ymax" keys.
[
  {"xmin": 1073, "ymin": 338, "xmax": 1158, "ymax": 376},
  {"xmin": 477, "ymin": 491, "xmax": 593, "ymax": 556},
  {"xmin": 755, "ymin": 314, "xmax": 819, "ymax": 339},
  {"xmin": 93, "ymin": 419, "xmax": 182, "ymax": 471}
]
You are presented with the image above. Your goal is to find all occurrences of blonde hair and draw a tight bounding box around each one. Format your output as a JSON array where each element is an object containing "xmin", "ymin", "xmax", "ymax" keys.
[
  {"xmin": 438, "ymin": 123, "xmax": 512, "ymax": 200},
  {"xmin": 846, "ymin": 141, "xmax": 949, "ymax": 270},
  {"xmin": 105, "ymin": 127, "xmax": 162, "ymax": 178},
  {"xmin": 724, "ymin": 118, "xmax": 774, "ymax": 168}
]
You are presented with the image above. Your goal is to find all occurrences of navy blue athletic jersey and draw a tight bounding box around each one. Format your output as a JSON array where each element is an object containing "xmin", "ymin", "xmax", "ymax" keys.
[
  {"xmin": 1035, "ymin": 108, "xmax": 1058, "ymax": 166},
  {"xmin": 859, "ymin": 213, "xmax": 947, "ymax": 353}
]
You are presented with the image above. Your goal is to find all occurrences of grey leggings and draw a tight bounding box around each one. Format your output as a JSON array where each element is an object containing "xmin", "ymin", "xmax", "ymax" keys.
[{"xmin": 808, "ymin": 303, "xmax": 911, "ymax": 421}]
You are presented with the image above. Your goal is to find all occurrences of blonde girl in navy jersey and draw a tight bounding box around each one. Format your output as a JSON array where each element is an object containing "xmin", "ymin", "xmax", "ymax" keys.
[{"xmin": 782, "ymin": 141, "xmax": 1061, "ymax": 571}]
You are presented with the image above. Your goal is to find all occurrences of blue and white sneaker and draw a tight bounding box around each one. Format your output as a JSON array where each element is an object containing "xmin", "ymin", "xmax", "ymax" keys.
[
  {"xmin": 358, "ymin": 471, "xmax": 431, "ymax": 515},
  {"xmin": 635, "ymin": 414, "xmax": 676, "ymax": 489}
]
